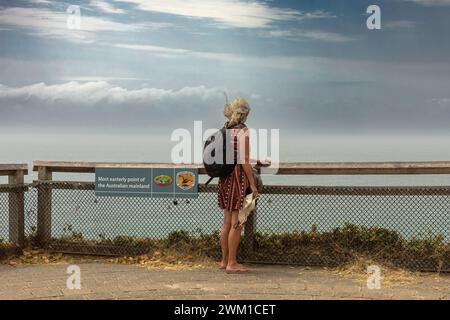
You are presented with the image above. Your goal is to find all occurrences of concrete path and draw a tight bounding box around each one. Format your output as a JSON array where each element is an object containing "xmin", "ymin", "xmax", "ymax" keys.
[{"xmin": 0, "ymin": 263, "xmax": 449, "ymax": 300}]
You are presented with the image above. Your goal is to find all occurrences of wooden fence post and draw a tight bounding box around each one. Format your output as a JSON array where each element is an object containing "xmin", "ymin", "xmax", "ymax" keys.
[
  {"xmin": 37, "ymin": 167, "xmax": 52, "ymax": 245},
  {"xmin": 8, "ymin": 171, "xmax": 25, "ymax": 246}
]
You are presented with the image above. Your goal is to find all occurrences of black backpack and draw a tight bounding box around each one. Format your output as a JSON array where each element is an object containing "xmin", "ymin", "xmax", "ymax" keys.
[{"xmin": 203, "ymin": 125, "xmax": 236, "ymax": 185}]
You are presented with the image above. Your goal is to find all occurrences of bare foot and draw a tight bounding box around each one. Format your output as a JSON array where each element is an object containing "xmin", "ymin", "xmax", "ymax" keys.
[
  {"xmin": 220, "ymin": 261, "xmax": 227, "ymax": 269},
  {"xmin": 225, "ymin": 263, "xmax": 251, "ymax": 273}
]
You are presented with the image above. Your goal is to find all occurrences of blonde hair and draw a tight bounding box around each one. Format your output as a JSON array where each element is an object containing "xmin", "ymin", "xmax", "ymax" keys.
[{"xmin": 224, "ymin": 97, "xmax": 251, "ymax": 125}]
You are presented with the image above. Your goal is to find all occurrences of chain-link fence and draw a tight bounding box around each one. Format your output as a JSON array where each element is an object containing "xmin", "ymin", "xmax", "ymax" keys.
[
  {"xmin": 0, "ymin": 184, "xmax": 28, "ymax": 258},
  {"xmin": 13, "ymin": 181, "xmax": 447, "ymax": 272}
]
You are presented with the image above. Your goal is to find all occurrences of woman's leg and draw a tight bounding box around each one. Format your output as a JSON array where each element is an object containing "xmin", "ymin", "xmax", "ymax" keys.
[
  {"xmin": 226, "ymin": 210, "xmax": 250, "ymax": 272},
  {"xmin": 220, "ymin": 210, "xmax": 232, "ymax": 268}
]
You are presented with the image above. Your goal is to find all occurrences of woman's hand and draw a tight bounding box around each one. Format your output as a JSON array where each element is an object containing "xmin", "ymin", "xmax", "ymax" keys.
[
  {"xmin": 257, "ymin": 159, "xmax": 271, "ymax": 167},
  {"xmin": 251, "ymin": 184, "xmax": 260, "ymax": 200}
]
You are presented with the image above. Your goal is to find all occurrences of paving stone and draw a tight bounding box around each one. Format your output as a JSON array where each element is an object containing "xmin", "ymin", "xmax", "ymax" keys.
[{"xmin": 0, "ymin": 262, "xmax": 449, "ymax": 300}]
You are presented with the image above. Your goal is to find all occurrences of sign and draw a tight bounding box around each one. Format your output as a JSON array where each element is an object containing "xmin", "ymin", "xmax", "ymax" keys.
[{"xmin": 95, "ymin": 168, "xmax": 198, "ymax": 198}]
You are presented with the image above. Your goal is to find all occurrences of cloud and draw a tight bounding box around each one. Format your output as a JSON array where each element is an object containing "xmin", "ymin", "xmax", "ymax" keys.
[
  {"xmin": 89, "ymin": 1, "xmax": 126, "ymax": 14},
  {"xmin": 61, "ymin": 76, "xmax": 151, "ymax": 82},
  {"xmin": 401, "ymin": 0, "xmax": 450, "ymax": 5},
  {"xmin": 0, "ymin": 81, "xmax": 240, "ymax": 128},
  {"xmin": 0, "ymin": 6, "xmax": 165, "ymax": 43},
  {"xmin": 1, "ymin": 76, "xmax": 450, "ymax": 134},
  {"xmin": 26, "ymin": 0, "xmax": 51, "ymax": 3},
  {"xmin": 432, "ymin": 98, "xmax": 450, "ymax": 107},
  {"xmin": 114, "ymin": 43, "xmax": 244, "ymax": 62},
  {"xmin": 302, "ymin": 10, "xmax": 336, "ymax": 19},
  {"xmin": 0, "ymin": 81, "xmax": 224, "ymax": 105},
  {"xmin": 262, "ymin": 29, "xmax": 357, "ymax": 43},
  {"xmin": 384, "ymin": 20, "xmax": 417, "ymax": 29},
  {"xmin": 113, "ymin": 42, "xmax": 328, "ymax": 70},
  {"xmin": 113, "ymin": 0, "xmax": 332, "ymax": 28}
]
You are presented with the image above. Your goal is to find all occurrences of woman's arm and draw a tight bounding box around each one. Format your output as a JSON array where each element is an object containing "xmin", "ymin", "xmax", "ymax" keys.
[{"xmin": 239, "ymin": 128, "xmax": 259, "ymax": 199}]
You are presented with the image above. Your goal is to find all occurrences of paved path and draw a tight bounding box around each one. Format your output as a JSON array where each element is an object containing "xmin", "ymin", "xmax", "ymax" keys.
[{"xmin": 0, "ymin": 263, "xmax": 449, "ymax": 300}]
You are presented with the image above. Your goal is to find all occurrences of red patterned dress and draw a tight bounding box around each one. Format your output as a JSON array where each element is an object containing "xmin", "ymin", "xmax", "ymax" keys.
[{"xmin": 218, "ymin": 123, "xmax": 250, "ymax": 212}]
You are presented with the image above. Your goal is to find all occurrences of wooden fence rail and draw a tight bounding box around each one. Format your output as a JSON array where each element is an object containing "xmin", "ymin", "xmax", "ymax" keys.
[{"xmin": 33, "ymin": 160, "xmax": 450, "ymax": 175}]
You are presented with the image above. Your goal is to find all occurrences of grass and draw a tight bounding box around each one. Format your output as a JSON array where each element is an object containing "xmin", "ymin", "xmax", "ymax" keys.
[
  {"xmin": 250, "ymin": 224, "xmax": 450, "ymax": 271},
  {"xmin": 333, "ymin": 254, "xmax": 420, "ymax": 288},
  {"xmin": 2, "ymin": 224, "xmax": 449, "ymax": 272},
  {"xmin": 0, "ymin": 239, "xmax": 22, "ymax": 260}
]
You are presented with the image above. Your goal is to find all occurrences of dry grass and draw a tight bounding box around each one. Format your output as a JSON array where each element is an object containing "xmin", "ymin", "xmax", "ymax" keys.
[
  {"xmin": 107, "ymin": 248, "xmax": 218, "ymax": 271},
  {"xmin": 332, "ymin": 254, "xmax": 440, "ymax": 288},
  {"xmin": 0, "ymin": 247, "xmax": 219, "ymax": 271}
]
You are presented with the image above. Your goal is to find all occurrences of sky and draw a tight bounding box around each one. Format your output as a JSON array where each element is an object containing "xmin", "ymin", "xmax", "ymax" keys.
[{"xmin": 0, "ymin": 0, "xmax": 450, "ymax": 138}]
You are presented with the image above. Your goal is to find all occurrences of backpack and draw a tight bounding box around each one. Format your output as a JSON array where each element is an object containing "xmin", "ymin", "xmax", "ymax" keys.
[{"xmin": 203, "ymin": 125, "xmax": 237, "ymax": 185}]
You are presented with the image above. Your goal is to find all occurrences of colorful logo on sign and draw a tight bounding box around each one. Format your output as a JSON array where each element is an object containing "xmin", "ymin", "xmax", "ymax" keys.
[
  {"xmin": 176, "ymin": 171, "xmax": 196, "ymax": 191},
  {"xmin": 153, "ymin": 174, "xmax": 173, "ymax": 187}
]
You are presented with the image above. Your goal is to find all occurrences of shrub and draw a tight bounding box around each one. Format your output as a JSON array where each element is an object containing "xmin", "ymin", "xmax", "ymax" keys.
[{"xmin": 11, "ymin": 224, "xmax": 450, "ymax": 271}]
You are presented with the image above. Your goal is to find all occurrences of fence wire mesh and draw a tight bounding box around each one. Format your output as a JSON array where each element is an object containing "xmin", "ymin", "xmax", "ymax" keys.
[
  {"xmin": 0, "ymin": 186, "xmax": 13, "ymax": 249},
  {"xmin": 15, "ymin": 181, "xmax": 448, "ymax": 272},
  {"xmin": 0, "ymin": 184, "xmax": 29, "ymax": 257}
]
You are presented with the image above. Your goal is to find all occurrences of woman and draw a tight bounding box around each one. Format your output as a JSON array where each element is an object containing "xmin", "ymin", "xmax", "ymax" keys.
[{"xmin": 218, "ymin": 98, "xmax": 269, "ymax": 274}]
